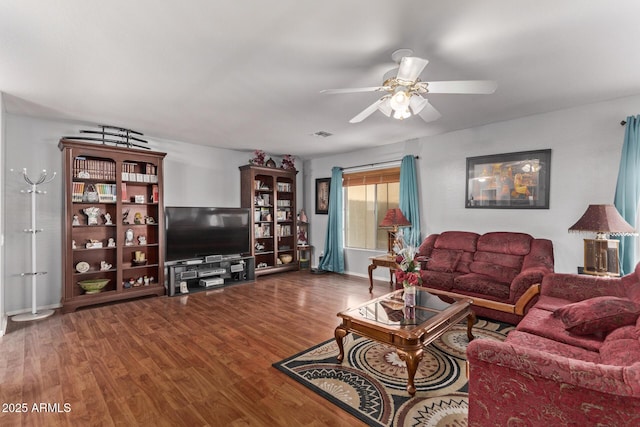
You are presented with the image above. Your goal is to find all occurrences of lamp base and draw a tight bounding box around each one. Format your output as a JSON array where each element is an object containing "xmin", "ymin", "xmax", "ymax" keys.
[{"xmin": 583, "ymin": 238, "xmax": 620, "ymax": 277}]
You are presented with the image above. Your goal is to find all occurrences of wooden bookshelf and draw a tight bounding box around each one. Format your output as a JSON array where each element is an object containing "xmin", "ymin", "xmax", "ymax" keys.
[
  {"xmin": 240, "ymin": 164, "xmax": 298, "ymax": 276},
  {"xmin": 59, "ymin": 139, "xmax": 166, "ymax": 312}
]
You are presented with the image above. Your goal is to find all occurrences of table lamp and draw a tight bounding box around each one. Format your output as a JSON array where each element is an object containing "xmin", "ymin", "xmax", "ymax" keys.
[
  {"xmin": 568, "ymin": 204, "xmax": 636, "ymax": 276},
  {"xmin": 379, "ymin": 208, "xmax": 411, "ymax": 255}
]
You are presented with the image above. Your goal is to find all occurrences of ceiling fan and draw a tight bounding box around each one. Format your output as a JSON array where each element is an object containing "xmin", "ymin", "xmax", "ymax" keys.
[{"xmin": 321, "ymin": 49, "xmax": 497, "ymax": 124}]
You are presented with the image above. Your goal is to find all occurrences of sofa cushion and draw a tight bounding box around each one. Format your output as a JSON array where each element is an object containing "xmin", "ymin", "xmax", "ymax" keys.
[
  {"xmin": 606, "ymin": 325, "xmax": 640, "ymax": 342},
  {"xmin": 434, "ymin": 231, "xmax": 479, "ymax": 253},
  {"xmin": 516, "ymin": 307, "xmax": 605, "ymax": 351},
  {"xmin": 474, "ymin": 251, "xmax": 524, "ymax": 270},
  {"xmin": 427, "ymin": 249, "xmax": 463, "ymax": 273},
  {"xmin": 420, "ymin": 270, "xmax": 456, "ymax": 290},
  {"xmin": 476, "ymin": 231, "xmax": 532, "ymax": 256},
  {"xmin": 469, "ymin": 260, "xmax": 519, "ymax": 284},
  {"xmin": 454, "ymin": 273, "xmax": 511, "ymax": 299},
  {"xmin": 554, "ymin": 296, "xmax": 640, "ymax": 336},
  {"xmin": 506, "ymin": 330, "xmax": 600, "ymax": 363},
  {"xmin": 600, "ymin": 339, "xmax": 640, "ymax": 366},
  {"xmin": 456, "ymin": 251, "xmax": 474, "ymax": 273}
]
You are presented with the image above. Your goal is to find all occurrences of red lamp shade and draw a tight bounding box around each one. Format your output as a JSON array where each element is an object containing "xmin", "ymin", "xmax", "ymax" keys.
[
  {"xmin": 568, "ymin": 204, "xmax": 636, "ymax": 237},
  {"xmin": 379, "ymin": 208, "xmax": 411, "ymax": 228}
]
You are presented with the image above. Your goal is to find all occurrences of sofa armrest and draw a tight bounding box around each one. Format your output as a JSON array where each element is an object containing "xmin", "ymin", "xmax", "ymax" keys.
[
  {"xmin": 467, "ymin": 338, "xmax": 640, "ymax": 426},
  {"xmin": 540, "ymin": 273, "xmax": 628, "ymax": 301},
  {"xmin": 467, "ymin": 338, "xmax": 640, "ymax": 396},
  {"xmin": 510, "ymin": 268, "xmax": 545, "ymax": 302}
]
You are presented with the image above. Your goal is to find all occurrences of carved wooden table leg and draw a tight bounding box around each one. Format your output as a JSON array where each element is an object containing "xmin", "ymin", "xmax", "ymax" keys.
[
  {"xmin": 389, "ymin": 269, "xmax": 395, "ymax": 288},
  {"xmin": 368, "ymin": 263, "xmax": 377, "ymax": 293},
  {"xmin": 467, "ymin": 311, "xmax": 476, "ymax": 341},
  {"xmin": 335, "ymin": 326, "xmax": 348, "ymax": 362},
  {"xmin": 396, "ymin": 347, "xmax": 424, "ymax": 396}
]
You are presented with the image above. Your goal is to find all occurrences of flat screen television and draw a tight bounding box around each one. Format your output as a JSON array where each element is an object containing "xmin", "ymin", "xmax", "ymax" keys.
[{"xmin": 165, "ymin": 206, "xmax": 251, "ymax": 263}]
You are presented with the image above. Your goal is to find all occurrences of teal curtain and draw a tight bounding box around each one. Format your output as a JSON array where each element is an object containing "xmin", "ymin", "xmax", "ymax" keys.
[
  {"xmin": 399, "ymin": 155, "xmax": 421, "ymax": 247},
  {"xmin": 614, "ymin": 115, "xmax": 640, "ymax": 275},
  {"xmin": 319, "ymin": 167, "xmax": 344, "ymax": 273}
]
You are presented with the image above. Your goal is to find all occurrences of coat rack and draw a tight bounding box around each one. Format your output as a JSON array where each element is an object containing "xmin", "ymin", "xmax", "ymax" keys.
[{"xmin": 12, "ymin": 168, "xmax": 56, "ymax": 322}]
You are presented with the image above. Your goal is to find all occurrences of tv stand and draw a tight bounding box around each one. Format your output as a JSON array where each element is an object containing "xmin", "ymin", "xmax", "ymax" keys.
[{"xmin": 166, "ymin": 255, "xmax": 255, "ymax": 296}]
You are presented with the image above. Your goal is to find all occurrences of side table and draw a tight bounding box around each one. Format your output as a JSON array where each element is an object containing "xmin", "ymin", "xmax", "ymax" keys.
[{"xmin": 368, "ymin": 254, "xmax": 399, "ymax": 293}]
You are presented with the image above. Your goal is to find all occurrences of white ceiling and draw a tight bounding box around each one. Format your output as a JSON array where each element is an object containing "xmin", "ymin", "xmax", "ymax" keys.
[{"xmin": 2, "ymin": 1, "xmax": 640, "ymax": 158}]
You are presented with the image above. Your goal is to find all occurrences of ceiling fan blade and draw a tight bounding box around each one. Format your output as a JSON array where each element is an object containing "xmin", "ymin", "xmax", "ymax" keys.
[
  {"xmin": 320, "ymin": 86, "xmax": 387, "ymax": 94},
  {"xmin": 425, "ymin": 80, "xmax": 497, "ymax": 94},
  {"xmin": 349, "ymin": 98, "xmax": 386, "ymax": 123},
  {"xmin": 378, "ymin": 98, "xmax": 392, "ymax": 117},
  {"xmin": 409, "ymin": 95, "xmax": 429, "ymax": 114},
  {"xmin": 396, "ymin": 57, "xmax": 429, "ymax": 82},
  {"xmin": 415, "ymin": 98, "xmax": 442, "ymax": 122}
]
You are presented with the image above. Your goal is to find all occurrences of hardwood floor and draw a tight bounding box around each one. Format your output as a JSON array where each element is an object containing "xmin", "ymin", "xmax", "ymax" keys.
[{"xmin": 0, "ymin": 271, "xmax": 390, "ymax": 426}]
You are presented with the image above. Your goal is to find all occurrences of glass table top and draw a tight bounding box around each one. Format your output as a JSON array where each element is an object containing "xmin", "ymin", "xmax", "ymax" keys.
[{"xmin": 338, "ymin": 287, "xmax": 469, "ymax": 329}]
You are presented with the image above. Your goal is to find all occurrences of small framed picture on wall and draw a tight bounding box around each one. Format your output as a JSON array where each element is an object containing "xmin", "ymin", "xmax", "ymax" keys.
[{"xmin": 315, "ymin": 178, "xmax": 330, "ymax": 214}]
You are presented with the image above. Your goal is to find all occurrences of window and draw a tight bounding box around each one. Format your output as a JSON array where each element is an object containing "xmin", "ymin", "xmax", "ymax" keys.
[{"xmin": 343, "ymin": 167, "xmax": 400, "ymax": 250}]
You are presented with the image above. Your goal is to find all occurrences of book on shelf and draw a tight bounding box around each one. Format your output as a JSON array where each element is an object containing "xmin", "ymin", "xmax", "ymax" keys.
[
  {"xmin": 72, "ymin": 182, "xmax": 85, "ymax": 202},
  {"xmin": 73, "ymin": 157, "xmax": 116, "ymax": 180},
  {"xmin": 96, "ymin": 183, "xmax": 117, "ymax": 202},
  {"xmin": 151, "ymin": 185, "xmax": 159, "ymax": 203}
]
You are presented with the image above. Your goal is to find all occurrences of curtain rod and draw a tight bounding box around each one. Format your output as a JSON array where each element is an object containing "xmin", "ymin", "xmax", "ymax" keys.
[
  {"xmin": 340, "ymin": 156, "xmax": 420, "ymax": 172},
  {"xmin": 621, "ymin": 120, "xmax": 627, "ymax": 126}
]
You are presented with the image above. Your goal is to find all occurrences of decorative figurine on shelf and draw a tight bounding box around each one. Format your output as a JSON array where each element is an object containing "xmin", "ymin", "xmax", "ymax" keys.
[
  {"xmin": 145, "ymin": 216, "xmax": 155, "ymax": 224},
  {"xmin": 83, "ymin": 206, "xmax": 101, "ymax": 226},
  {"xmin": 122, "ymin": 209, "xmax": 130, "ymax": 224},
  {"xmin": 250, "ymin": 149, "xmax": 266, "ymax": 166},
  {"xmin": 107, "ymin": 238, "xmax": 116, "ymax": 247},
  {"xmin": 281, "ymin": 154, "xmax": 295, "ymax": 170},
  {"xmin": 297, "ymin": 228, "xmax": 308, "ymax": 245},
  {"xmin": 103, "ymin": 212, "xmax": 112, "ymax": 225},
  {"xmin": 100, "ymin": 261, "xmax": 112, "ymax": 271},
  {"xmin": 125, "ymin": 228, "xmax": 134, "ymax": 246},
  {"xmin": 128, "ymin": 278, "xmax": 135, "ymax": 288},
  {"xmin": 86, "ymin": 239, "xmax": 102, "ymax": 249},
  {"xmin": 299, "ymin": 209, "xmax": 308, "ymax": 223},
  {"xmin": 144, "ymin": 276, "xmax": 150, "ymax": 286},
  {"xmin": 138, "ymin": 235, "xmax": 147, "ymax": 245},
  {"xmin": 123, "ymin": 279, "xmax": 132, "ymax": 289},
  {"xmin": 72, "ymin": 215, "xmax": 80, "ymax": 226},
  {"xmin": 265, "ymin": 157, "xmax": 276, "ymax": 168},
  {"xmin": 72, "ymin": 240, "xmax": 77, "ymax": 249},
  {"xmin": 134, "ymin": 212, "xmax": 143, "ymax": 224}
]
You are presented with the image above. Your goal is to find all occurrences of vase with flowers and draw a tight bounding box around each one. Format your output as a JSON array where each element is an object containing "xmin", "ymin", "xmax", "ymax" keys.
[
  {"xmin": 250, "ymin": 149, "xmax": 266, "ymax": 166},
  {"xmin": 395, "ymin": 245, "xmax": 421, "ymax": 318}
]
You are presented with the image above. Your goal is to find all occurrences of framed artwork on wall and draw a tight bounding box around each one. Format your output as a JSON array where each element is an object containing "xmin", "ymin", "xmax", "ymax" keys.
[
  {"xmin": 466, "ymin": 149, "xmax": 551, "ymax": 209},
  {"xmin": 315, "ymin": 178, "xmax": 330, "ymax": 214}
]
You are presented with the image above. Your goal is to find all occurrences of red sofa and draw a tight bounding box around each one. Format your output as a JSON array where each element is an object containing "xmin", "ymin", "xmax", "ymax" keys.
[
  {"xmin": 416, "ymin": 231, "xmax": 554, "ymax": 324},
  {"xmin": 467, "ymin": 266, "xmax": 640, "ymax": 426}
]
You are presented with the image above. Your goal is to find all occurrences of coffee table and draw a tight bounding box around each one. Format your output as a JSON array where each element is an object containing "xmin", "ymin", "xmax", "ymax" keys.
[{"xmin": 335, "ymin": 287, "xmax": 475, "ymax": 395}]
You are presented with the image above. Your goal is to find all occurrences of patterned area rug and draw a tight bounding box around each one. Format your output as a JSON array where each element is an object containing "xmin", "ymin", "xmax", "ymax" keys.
[{"xmin": 273, "ymin": 319, "xmax": 513, "ymax": 427}]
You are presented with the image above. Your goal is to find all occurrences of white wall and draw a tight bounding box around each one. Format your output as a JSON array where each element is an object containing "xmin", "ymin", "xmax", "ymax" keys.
[
  {"xmin": 306, "ymin": 94, "xmax": 640, "ymax": 280},
  {"xmin": 2, "ymin": 113, "xmax": 295, "ymax": 313},
  {"xmin": 0, "ymin": 92, "xmax": 5, "ymax": 335}
]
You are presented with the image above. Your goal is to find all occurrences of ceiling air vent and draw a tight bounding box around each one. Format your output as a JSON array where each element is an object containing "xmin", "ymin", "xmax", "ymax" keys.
[{"xmin": 313, "ymin": 131, "xmax": 333, "ymax": 138}]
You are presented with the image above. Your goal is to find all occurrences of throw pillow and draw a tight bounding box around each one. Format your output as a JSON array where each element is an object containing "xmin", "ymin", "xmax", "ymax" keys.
[
  {"xmin": 554, "ymin": 296, "xmax": 640, "ymax": 336},
  {"xmin": 427, "ymin": 249, "xmax": 463, "ymax": 273}
]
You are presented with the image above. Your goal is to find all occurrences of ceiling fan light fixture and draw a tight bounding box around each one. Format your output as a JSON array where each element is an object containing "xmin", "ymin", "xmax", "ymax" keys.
[
  {"xmin": 389, "ymin": 88, "xmax": 410, "ymax": 112},
  {"xmin": 393, "ymin": 108, "xmax": 411, "ymax": 120}
]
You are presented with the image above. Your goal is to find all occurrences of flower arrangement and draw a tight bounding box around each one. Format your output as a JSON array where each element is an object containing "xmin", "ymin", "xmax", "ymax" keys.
[
  {"xmin": 281, "ymin": 154, "xmax": 295, "ymax": 170},
  {"xmin": 395, "ymin": 245, "xmax": 422, "ymax": 288},
  {"xmin": 250, "ymin": 150, "xmax": 266, "ymax": 166}
]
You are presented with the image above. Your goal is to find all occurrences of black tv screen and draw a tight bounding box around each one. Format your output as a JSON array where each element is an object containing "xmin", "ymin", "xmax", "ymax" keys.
[{"xmin": 165, "ymin": 207, "xmax": 251, "ymax": 263}]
